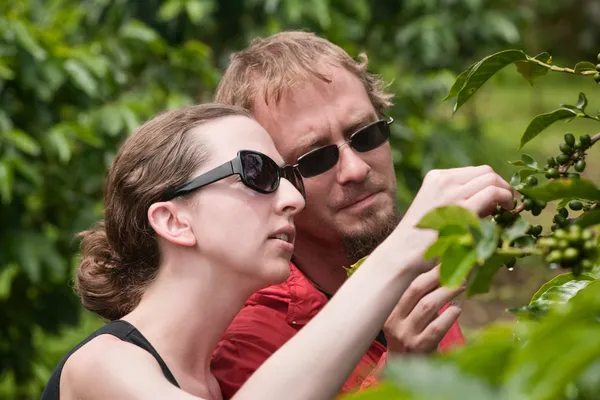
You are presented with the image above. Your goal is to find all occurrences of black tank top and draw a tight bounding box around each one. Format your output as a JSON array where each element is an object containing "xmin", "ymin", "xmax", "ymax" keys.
[{"xmin": 41, "ymin": 319, "xmax": 179, "ymax": 399}]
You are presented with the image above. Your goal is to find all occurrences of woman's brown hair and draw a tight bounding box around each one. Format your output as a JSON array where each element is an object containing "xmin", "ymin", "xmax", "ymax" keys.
[{"xmin": 76, "ymin": 104, "xmax": 251, "ymax": 321}]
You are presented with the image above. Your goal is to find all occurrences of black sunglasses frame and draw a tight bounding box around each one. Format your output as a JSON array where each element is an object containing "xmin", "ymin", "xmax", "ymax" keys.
[
  {"xmin": 162, "ymin": 150, "xmax": 305, "ymax": 201},
  {"xmin": 291, "ymin": 116, "xmax": 394, "ymax": 178}
]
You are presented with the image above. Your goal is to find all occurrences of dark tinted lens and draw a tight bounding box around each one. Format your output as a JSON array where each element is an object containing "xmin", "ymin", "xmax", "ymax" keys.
[
  {"xmin": 241, "ymin": 152, "xmax": 279, "ymax": 192},
  {"xmin": 350, "ymin": 120, "xmax": 390, "ymax": 152},
  {"xmin": 297, "ymin": 145, "xmax": 339, "ymax": 178},
  {"xmin": 282, "ymin": 166, "xmax": 306, "ymax": 199}
]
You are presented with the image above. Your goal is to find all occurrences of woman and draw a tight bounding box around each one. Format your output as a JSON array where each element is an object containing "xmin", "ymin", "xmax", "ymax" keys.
[{"xmin": 42, "ymin": 104, "xmax": 514, "ymax": 400}]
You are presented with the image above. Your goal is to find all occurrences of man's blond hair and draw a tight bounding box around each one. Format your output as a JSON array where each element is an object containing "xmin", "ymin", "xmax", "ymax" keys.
[{"xmin": 214, "ymin": 31, "xmax": 393, "ymax": 114}]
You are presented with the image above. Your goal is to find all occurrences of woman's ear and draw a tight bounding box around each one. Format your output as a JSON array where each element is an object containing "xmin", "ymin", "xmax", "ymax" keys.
[{"xmin": 148, "ymin": 202, "xmax": 197, "ymax": 247}]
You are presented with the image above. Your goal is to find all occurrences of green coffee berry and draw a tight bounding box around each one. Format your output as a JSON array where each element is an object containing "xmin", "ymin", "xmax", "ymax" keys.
[
  {"xmin": 546, "ymin": 249, "xmax": 563, "ymax": 264},
  {"xmin": 595, "ymin": 74, "xmax": 600, "ymax": 83},
  {"xmin": 597, "ymin": 63, "xmax": 600, "ymax": 72},
  {"xmin": 546, "ymin": 168, "xmax": 560, "ymax": 179},
  {"xmin": 558, "ymin": 239, "xmax": 570, "ymax": 249},
  {"xmin": 536, "ymin": 200, "xmax": 547, "ymax": 209},
  {"xmin": 584, "ymin": 240, "xmax": 596, "ymax": 252},
  {"xmin": 555, "ymin": 229, "xmax": 568, "ymax": 239},
  {"xmin": 525, "ymin": 176, "xmax": 538, "ymax": 186},
  {"xmin": 531, "ymin": 206, "xmax": 542, "ymax": 216},
  {"xmin": 532, "ymin": 225, "xmax": 543, "ymax": 236},
  {"xmin": 537, "ymin": 237, "xmax": 558, "ymax": 248},
  {"xmin": 582, "ymin": 229, "xmax": 594, "ymax": 241},
  {"xmin": 546, "ymin": 156, "xmax": 556, "ymax": 167},
  {"xmin": 569, "ymin": 200, "xmax": 583, "ymax": 211},
  {"xmin": 564, "ymin": 133, "xmax": 575, "ymax": 146},
  {"xmin": 559, "ymin": 143, "xmax": 573, "ymax": 154},
  {"xmin": 523, "ymin": 198, "xmax": 534, "ymax": 211},
  {"xmin": 558, "ymin": 208, "xmax": 569, "ymax": 218},
  {"xmin": 580, "ymin": 134, "xmax": 591, "ymax": 147},
  {"xmin": 567, "ymin": 172, "xmax": 581, "ymax": 179},
  {"xmin": 582, "ymin": 259, "xmax": 593, "ymax": 270},
  {"xmin": 575, "ymin": 160, "xmax": 586, "ymax": 172},
  {"xmin": 553, "ymin": 214, "xmax": 567, "ymax": 225},
  {"xmin": 564, "ymin": 247, "xmax": 580, "ymax": 262},
  {"xmin": 556, "ymin": 154, "xmax": 571, "ymax": 165}
]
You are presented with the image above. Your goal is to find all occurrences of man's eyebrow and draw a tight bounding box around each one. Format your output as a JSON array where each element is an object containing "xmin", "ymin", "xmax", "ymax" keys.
[
  {"xmin": 292, "ymin": 136, "xmax": 330, "ymax": 161},
  {"xmin": 342, "ymin": 113, "xmax": 378, "ymax": 137}
]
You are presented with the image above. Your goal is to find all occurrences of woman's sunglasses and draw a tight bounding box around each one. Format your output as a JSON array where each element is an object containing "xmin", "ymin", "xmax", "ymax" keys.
[
  {"xmin": 291, "ymin": 117, "xmax": 394, "ymax": 178},
  {"xmin": 162, "ymin": 150, "xmax": 305, "ymax": 201}
]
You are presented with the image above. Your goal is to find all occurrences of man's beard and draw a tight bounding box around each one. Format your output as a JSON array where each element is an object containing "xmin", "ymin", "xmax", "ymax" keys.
[{"xmin": 340, "ymin": 203, "xmax": 402, "ymax": 264}]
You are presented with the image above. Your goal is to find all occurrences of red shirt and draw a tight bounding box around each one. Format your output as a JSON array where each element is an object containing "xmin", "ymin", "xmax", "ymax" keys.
[{"xmin": 211, "ymin": 263, "xmax": 464, "ymax": 399}]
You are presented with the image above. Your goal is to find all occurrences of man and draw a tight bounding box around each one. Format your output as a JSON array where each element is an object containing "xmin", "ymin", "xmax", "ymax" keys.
[{"xmin": 211, "ymin": 31, "xmax": 468, "ymax": 398}]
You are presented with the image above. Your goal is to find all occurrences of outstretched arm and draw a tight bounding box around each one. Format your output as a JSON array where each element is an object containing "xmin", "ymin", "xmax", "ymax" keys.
[{"xmin": 234, "ymin": 166, "xmax": 514, "ymax": 400}]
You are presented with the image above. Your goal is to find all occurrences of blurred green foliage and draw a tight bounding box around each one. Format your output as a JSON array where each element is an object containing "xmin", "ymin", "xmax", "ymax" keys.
[{"xmin": 1, "ymin": 0, "xmax": 598, "ymax": 398}]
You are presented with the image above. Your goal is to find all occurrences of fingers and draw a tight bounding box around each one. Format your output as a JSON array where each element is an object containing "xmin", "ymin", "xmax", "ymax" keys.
[
  {"xmin": 416, "ymin": 304, "xmax": 462, "ymax": 352},
  {"xmin": 407, "ymin": 284, "xmax": 465, "ymax": 333},
  {"xmin": 455, "ymin": 171, "xmax": 514, "ymax": 202},
  {"xmin": 461, "ymin": 186, "xmax": 514, "ymax": 217},
  {"xmin": 395, "ymin": 267, "xmax": 441, "ymax": 319}
]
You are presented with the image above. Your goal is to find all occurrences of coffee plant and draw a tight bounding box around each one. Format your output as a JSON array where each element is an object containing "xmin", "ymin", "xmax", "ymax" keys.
[{"xmin": 345, "ymin": 50, "xmax": 600, "ymax": 400}]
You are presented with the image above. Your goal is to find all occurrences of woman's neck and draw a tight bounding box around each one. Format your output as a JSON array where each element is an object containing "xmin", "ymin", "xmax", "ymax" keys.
[{"xmin": 122, "ymin": 256, "xmax": 258, "ymax": 399}]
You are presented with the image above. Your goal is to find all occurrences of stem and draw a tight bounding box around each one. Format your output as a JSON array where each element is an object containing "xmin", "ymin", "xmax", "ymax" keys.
[
  {"xmin": 558, "ymin": 132, "xmax": 600, "ymax": 174},
  {"xmin": 497, "ymin": 247, "xmax": 543, "ymax": 257},
  {"xmin": 511, "ymin": 204, "xmax": 525, "ymax": 215},
  {"xmin": 530, "ymin": 59, "xmax": 599, "ymax": 76}
]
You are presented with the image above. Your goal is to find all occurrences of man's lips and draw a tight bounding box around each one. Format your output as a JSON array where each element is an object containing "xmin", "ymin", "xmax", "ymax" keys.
[{"xmin": 338, "ymin": 191, "xmax": 381, "ymax": 210}]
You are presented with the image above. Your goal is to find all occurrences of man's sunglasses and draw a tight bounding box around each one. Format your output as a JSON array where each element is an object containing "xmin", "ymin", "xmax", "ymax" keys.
[
  {"xmin": 162, "ymin": 150, "xmax": 305, "ymax": 201},
  {"xmin": 291, "ymin": 117, "xmax": 394, "ymax": 178}
]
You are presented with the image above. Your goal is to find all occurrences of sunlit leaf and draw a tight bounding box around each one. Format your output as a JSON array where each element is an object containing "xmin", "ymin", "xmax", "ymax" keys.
[
  {"xmin": 467, "ymin": 254, "xmax": 514, "ymax": 296},
  {"xmin": 574, "ymin": 61, "xmax": 597, "ymax": 73},
  {"xmin": 443, "ymin": 60, "xmax": 480, "ymax": 101},
  {"xmin": 417, "ymin": 205, "xmax": 481, "ymax": 231},
  {"xmin": 454, "ymin": 50, "xmax": 527, "ymax": 113},
  {"xmin": 520, "ymin": 179, "xmax": 600, "ymax": 202},
  {"xmin": 519, "ymin": 108, "xmax": 579, "ymax": 150},
  {"xmin": 575, "ymin": 208, "xmax": 600, "ymax": 228},
  {"xmin": 576, "ymin": 92, "xmax": 588, "ymax": 111},
  {"xmin": 515, "ymin": 52, "xmax": 549, "ymax": 85},
  {"xmin": 64, "ymin": 59, "xmax": 98, "ymax": 97},
  {"xmin": 440, "ymin": 243, "xmax": 478, "ymax": 288}
]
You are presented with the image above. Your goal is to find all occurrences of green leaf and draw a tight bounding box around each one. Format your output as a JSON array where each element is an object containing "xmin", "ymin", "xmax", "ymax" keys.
[
  {"xmin": 505, "ymin": 281, "xmax": 600, "ymax": 400},
  {"xmin": 574, "ymin": 61, "xmax": 597, "ymax": 73},
  {"xmin": 501, "ymin": 218, "xmax": 531, "ymax": 244},
  {"xmin": 576, "ymin": 92, "xmax": 588, "ymax": 111},
  {"xmin": 185, "ymin": 0, "xmax": 214, "ymax": 24},
  {"xmin": 64, "ymin": 59, "xmax": 98, "ymax": 97},
  {"xmin": 344, "ymin": 255, "xmax": 368, "ymax": 277},
  {"xmin": 444, "ymin": 323, "xmax": 516, "ymax": 385},
  {"xmin": 0, "ymin": 264, "xmax": 19, "ymax": 300},
  {"xmin": 510, "ymin": 169, "xmax": 538, "ymax": 190},
  {"xmin": 443, "ymin": 60, "xmax": 480, "ymax": 101},
  {"xmin": 5, "ymin": 129, "xmax": 41, "ymax": 156},
  {"xmin": 519, "ymin": 108, "xmax": 579, "ymax": 150},
  {"xmin": 509, "ymin": 154, "xmax": 538, "ymax": 170},
  {"xmin": 417, "ymin": 205, "xmax": 481, "ymax": 232},
  {"xmin": 47, "ymin": 128, "xmax": 72, "ymax": 163},
  {"xmin": 0, "ymin": 59, "xmax": 14, "ymax": 80},
  {"xmin": 0, "ymin": 160, "xmax": 14, "ymax": 204},
  {"xmin": 99, "ymin": 105, "xmax": 124, "ymax": 137},
  {"xmin": 454, "ymin": 50, "xmax": 527, "ymax": 113},
  {"xmin": 11, "ymin": 21, "xmax": 46, "ymax": 60},
  {"xmin": 529, "ymin": 273, "xmax": 594, "ymax": 305},
  {"xmin": 424, "ymin": 225, "xmax": 472, "ymax": 260},
  {"xmin": 467, "ymin": 254, "xmax": 514, "ymax": 296},
  {"xmin": 515, "ymin": 53, "xmax": 549, "ymax": 85},
  {"xmin": 384, "ymin": 357, "xmax": 501, "ymax": 400},
  {"xmin": 574, "ymin": 208, "xmax": 600, "ymax": 228},
  {"xmin": 520, "ymin": 179, "xmax": 600, "ymax": 202},
  {"xmin": 440, "ymin": 243, "xmax": 478, "ymax": 288},
  {"xmin": 120, "ymin": 20, "xmax": 159, "ymax": 43},
  {"xmin": 341, "ymin": 381, "xmax": 408, "ymax": 399},
  {"xmin": 158, "ymin": 0, "xmax": 184, "ymax": 21},
  {"xmin": 473, "ymin": 219, "xmax": 499, "ymax": 262}
]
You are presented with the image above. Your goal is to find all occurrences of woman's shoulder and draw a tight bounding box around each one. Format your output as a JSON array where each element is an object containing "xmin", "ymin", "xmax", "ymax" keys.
[{"xmin": 60, "ymin": 332, "xmax": 165, "ymax": 398}]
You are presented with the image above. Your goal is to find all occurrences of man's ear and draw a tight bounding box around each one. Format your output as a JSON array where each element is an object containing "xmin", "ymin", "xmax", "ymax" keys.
[{"xmin": 148, "ymin": 201, "xmax": 197, "ymax": 247}]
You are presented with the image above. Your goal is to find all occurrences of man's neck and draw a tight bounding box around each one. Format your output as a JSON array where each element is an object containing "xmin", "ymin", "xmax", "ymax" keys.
[{"xmin": 292, "ymin": 236, "xmax": 350, "ymax": 296}]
